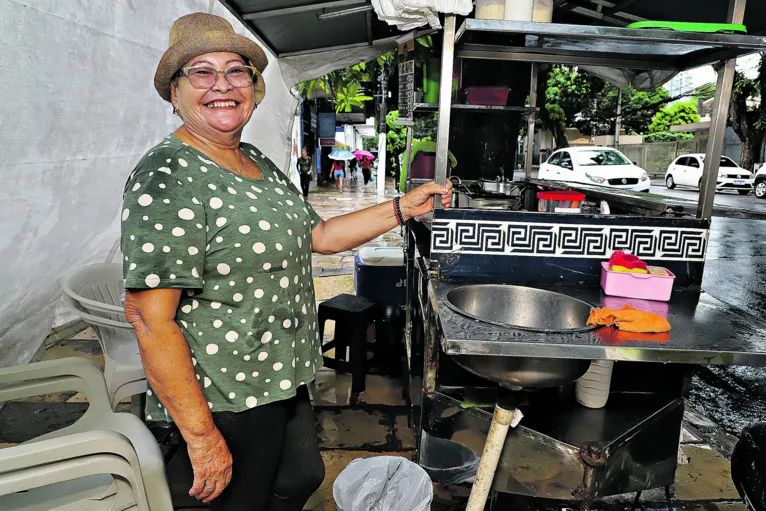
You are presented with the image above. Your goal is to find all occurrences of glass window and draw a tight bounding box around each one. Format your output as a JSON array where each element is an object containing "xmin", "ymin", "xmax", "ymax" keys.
[
  {"xmin": 573, "ymin": 149, "xmax": 631, "ymax": 167},
  {"xmin": 676, "ymin": 157, "xmax": 688, "ymax": 166},
  {"xmin": 688, "ymin": 158, "xmax": 701, "ymax": 168},
  {"xmin": 560, "ymin": 152, "xmax": 573, "ymax": 169},
  {"xmin": 548, "ymin": 152, "xmax": 562, "ymax": 166},
  {"xmin": 720, "ymin": 157, "xmax": 738, "ymax": 168}
]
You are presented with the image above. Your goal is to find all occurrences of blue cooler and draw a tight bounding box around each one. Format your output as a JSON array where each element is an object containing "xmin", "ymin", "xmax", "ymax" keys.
[{"xmin": 354, "ymin": 247, "xmax": 406, "ymax": 306}]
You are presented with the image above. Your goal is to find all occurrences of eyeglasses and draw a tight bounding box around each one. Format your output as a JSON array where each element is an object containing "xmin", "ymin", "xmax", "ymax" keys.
[{"xmin": 178, "ymin": 65, "xmax": 258, "ymax": 90}]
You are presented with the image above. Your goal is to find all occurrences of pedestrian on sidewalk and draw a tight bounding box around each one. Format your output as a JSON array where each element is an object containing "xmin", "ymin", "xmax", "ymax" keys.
[
  {"xmin": 361, "ymin": 156, "xmax": 372, "ymax": 186},
  {"xmin": 297, "ymin": 148, "xmax": 312, "ymax": 198},
  {"xmin": 120, "ymin": 12, "xmax": 451, "ymax": 511},
  {"xmin": 331, "ymin": 159, "xmax": 345, "ymax": 192}
]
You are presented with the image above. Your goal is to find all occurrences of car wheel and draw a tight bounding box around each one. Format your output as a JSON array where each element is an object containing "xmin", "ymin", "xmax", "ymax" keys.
[
  {"xmin": 665, "ymin": 175, "xmax": 676, "ymax": 189},
  {"xmin": 738, "ymin": 190, "xmax": 751, "ymax": 196},
  {"xmin": 755, "ymin": 181, "xmax": 766, "ymax": 199}
]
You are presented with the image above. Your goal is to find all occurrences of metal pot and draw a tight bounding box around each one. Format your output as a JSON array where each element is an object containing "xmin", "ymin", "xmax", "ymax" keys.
[{"xmin": 479, "ymin": 179, "xmax": 515, "ymax": 195}]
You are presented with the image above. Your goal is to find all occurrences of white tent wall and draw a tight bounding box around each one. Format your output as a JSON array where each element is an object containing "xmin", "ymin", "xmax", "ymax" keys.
[{"xmin": 0, "ymin": 0, "xmax": 297, "ymax": 368}]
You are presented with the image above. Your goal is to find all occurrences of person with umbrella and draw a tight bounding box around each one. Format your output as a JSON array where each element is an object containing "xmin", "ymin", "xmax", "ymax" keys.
[
  {"xmin": 329, "ymin": 148, "xmax": 354, "ymax": 193},
  {"xmin": 354, "ymin": 150, "xmax": 375, "ymax": 187},
  {"xmin": 331, "ymin": 159, "xmax": 345, "ymax": 192}
]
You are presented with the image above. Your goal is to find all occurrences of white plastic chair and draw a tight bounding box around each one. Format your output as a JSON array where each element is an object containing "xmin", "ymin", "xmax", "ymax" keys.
[
  {"xmin": 59, "ymin": 263, "xmax": 147, "ymax": 410},
  {"xmin": 0, "ymin": 357, "xmax": 172, "ymax": 510}
]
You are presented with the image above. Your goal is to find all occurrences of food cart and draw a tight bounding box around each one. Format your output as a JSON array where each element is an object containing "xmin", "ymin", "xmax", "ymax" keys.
[{"xmin": 400, "ymin": 0, "xmax": 766, "ymax": 507}]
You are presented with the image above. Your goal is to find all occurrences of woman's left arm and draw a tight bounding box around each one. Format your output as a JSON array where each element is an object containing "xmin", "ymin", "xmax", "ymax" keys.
[{"xmin": 312, "ymin": 181, "xmax": 452, "ymax": 255}]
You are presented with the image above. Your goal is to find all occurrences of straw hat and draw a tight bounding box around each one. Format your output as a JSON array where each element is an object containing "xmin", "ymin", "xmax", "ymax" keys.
[{"xmin": 154, "ymin": 13, "xmax": 268, "ymax": 103}]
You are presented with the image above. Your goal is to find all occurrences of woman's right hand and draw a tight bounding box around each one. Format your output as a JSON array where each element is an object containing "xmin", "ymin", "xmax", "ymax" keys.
[{"xmin": 187, "ymin": 427, "xmax": 233, "ymax": 502}]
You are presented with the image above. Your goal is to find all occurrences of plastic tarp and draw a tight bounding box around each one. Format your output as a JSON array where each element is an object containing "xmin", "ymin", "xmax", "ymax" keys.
[
  {"xmin": 579, "ymin": 67, "xmax": 681, "ymax": 92},
  {"xmin": 0, "ymin": 0, "xmax": 389, "ymax": 368}
]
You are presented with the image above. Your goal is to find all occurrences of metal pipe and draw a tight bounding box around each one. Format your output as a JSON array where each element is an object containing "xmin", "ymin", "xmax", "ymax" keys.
[
  {"xmin": 403, "ymin": 126, "xmax": 414, "ymax": 192},
  {"xmin": 465, "ymin": 405, "xmax": 524, "ymax": 511},
  {"xmin": 615, "ymin": 88, "xmax": 622, "ymax": 146},
  {"xmin": 243, "ymin": 0, "xmax": 367, "ymax": 20},
  {"xmin": 698, "ymin": 0, "xmax": 746, "ymax": 219},
  {"xmin": 434, "ymin": 15, "xmax": 457, "ymax": 208},
  {"xmin": 525, "ymin": 64, "xmax": 539, "ymax": 179},
  {"xmin": 317, "ymin": 5, "xmax": 374, "ymax": 20}
]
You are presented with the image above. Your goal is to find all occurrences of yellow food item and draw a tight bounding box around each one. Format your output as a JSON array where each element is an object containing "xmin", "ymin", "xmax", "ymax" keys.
[
  {"xmin": 610, "ymin": 265, "xmax": 648, "ymax": 274},
  {"xmin": 588, "ymin": 305, "xmax": 672, "ymax": 333}
]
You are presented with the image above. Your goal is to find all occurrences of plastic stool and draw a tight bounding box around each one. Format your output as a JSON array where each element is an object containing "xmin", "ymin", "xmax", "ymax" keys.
[{"xmin": 319, "ymin": 294, "xmax": 378, "ymax": 396}]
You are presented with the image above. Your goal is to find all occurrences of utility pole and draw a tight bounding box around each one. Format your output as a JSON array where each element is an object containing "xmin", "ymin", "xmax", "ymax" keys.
[
  {"xmin": 615, "ymin": 88, "xmax": 623, "ymax": 147},
  {"xmin": 376, "ymin": 59, "xmax": 389, "ymax": 196}
]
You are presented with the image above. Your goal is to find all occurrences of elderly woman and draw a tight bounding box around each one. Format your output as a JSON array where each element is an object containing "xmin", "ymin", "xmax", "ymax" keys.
[{"xmin": 121, "ymin": 12, "xmax": 451, "ymax": 511}]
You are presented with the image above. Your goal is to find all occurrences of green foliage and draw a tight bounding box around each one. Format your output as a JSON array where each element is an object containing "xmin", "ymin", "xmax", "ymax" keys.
[
  {"xmin": 643, "ymin": 131, "xmax": 695, "ymax": 143},
  {"xmin": 299, "ymin": 61, "xmax": 374, "ymax": 111},
  {"xmin": 726, "ymin": 53, "xmax": 766, "ymax": 169},
  {"xmin": 363, "ymin": 137, "xmax": 378, "ymax": 152},
  {"xmin": 648, "ymin": 100, "xmax": 700, "ymax": 133},
  {"xmin": 538, "ymin": 65, "xmax": 598, "ymax": 147},
  {"xmin": 334, "ymin": 82, "xmax": 373, "ymax": 113},
  {"xmin": 538, "ymin": 65, "xmax": 676, "ymax": 145},
  {"xmin": 386, "ymin": 111, "xmax": 407, "ymax": 175},
  {"xmin": 578, "ymin": 85, "xmax": 671, "ymax": 136},
  {"xmin": 399, "ymin": 137, "xmax": 457, "ymax": 192}
]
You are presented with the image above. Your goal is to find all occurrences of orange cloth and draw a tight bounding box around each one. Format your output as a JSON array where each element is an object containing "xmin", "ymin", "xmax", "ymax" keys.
[{"xmin": 587, "ymin": 305, "xmax": 671, "ymax": 333}]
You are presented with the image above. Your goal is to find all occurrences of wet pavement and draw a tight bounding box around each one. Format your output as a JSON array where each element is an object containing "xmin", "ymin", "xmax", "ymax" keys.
[
  {"xmin": 0, "ymin": 177, "xmax": 761, "ymax": 510},
  {"xmin": 688, "ymin": 215, "xmax": 766, "ymax": 438}
]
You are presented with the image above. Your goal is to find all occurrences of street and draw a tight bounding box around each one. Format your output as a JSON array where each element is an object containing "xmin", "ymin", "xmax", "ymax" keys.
[
  {"xmin": 511, "ymin": 170, "xmax": 766, "ymax": 215},
  {"xmin": 649, "ymin": 179, "xmax": 766, "ymax": 215}
]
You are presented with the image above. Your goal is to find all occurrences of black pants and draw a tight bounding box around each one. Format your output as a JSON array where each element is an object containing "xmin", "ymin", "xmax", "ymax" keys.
[
  {"xmin": 362, "ymin": 169, "xmax": 371, "ymax": 185},
  {"xmin": 165, "ymin": 386, "xmax": 324, "ymax": 510},
  {"xmin": 300, "ymin": 174, "xmax": 311, "ymax": 197}
]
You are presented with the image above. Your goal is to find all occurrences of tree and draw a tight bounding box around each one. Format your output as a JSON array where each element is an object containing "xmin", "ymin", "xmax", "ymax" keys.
[
  {"xmin": 649, "ymin": 100, "xmax": 700, "ymax": 133},
  {"xmin": 537, "ymin": 65, "xmax": 600, "ymax": 148},
  {"xmin": 577, "ymin": 84, "xmax": 670, "ymax": 137},
  {"xmin": 727, "ymin": 53, "xmax": 766, "ymax": 170}
]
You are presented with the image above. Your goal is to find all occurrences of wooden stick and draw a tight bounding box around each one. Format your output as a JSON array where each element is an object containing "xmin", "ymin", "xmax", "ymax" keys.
[{"xmin": 465, "ymin": 405, "xmax": 524, "ymax": 511}]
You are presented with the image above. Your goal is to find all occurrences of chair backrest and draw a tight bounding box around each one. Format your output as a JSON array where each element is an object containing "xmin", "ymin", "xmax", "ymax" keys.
[
  {"xmin": 60, "ymin": 263, "xmax": 125, "ymax": 314},
  {"xmin": 59, "ymin": 264, "xmax": 133, "ymax": 348}
]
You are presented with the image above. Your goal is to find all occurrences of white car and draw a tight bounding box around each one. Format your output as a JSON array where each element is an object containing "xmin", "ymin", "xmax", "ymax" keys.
[
  {"xmin": 539, "ymin": 147, "xmax": 651, "ymax": 192},
  {"xmin": 754, "ymin": 164, "xmax": 766, "ymax": 199},
  {"xmin": 665, "ymin": 154, "xmax": 753, "ymax": 195}
]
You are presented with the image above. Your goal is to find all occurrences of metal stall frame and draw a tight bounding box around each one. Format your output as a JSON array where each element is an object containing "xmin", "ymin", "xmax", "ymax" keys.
[{"xmin": 431, "ymin": 0, "xmax": 763, "ymax": 220}]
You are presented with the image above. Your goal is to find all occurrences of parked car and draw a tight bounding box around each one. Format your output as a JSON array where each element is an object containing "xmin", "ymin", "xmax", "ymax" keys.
[
  {"xmin": 755, "ymin": 164, "xmax": 766, "ymax": 199},
  {"xmin": 665, "ymin": 154, "xmax": 753, "ymax": 195},
  {"xmin": 539, "ymin": 147, "xmax": 651, "ymax": 192}
]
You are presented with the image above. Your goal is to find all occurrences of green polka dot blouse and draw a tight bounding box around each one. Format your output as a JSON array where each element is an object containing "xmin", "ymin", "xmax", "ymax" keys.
[{"xmin": 121, "ymin": 135, "xmax": 323, "ymax": 420}]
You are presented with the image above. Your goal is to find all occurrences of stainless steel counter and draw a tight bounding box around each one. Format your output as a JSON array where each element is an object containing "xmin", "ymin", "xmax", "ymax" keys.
[{"xmin": 430, "ymin": 280, "xmax": 766, "ymax": 366}]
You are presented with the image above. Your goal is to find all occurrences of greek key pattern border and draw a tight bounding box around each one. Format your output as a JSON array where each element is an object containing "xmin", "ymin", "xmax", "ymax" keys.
[{"xmin": 431, "ymin": 220, "xmax": 708, "ymax": 261}]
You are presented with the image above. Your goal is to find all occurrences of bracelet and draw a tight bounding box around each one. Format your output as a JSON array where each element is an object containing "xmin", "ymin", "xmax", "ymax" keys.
[{"xmin": 393, "ymin": 197, "xmax": 404, "ymax": 225}]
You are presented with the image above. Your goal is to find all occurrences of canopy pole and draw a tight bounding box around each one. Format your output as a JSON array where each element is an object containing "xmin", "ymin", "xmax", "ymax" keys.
[
  {"xmin": 698, "ymin": 0, "xmax": 746, "ymax": 219},
  {"xmin": 434, "ymin": 15, "xmax": 457, "ymax": 208},
  {"xmin": 525, "ymin": 64, "xmax": 539, "ymax": 179}
]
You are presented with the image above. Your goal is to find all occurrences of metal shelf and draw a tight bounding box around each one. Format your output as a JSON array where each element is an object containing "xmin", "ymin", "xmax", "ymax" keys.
[
  {"xmin": 454, "ymin": 19, "xmax": 766, "ymax": 71},
  {"xmin": 414, "ymin": 103, "xmax": 538, "ymax": 114}
]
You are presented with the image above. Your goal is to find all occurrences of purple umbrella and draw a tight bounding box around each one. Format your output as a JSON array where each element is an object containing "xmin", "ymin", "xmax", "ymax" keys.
[{"xmin": 353, "ymin": 150, "xmax": 375, "ymax": 160}]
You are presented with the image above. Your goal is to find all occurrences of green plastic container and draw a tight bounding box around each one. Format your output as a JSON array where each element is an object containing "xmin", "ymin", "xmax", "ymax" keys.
[{"xmin": 628, "ymin": 21, "xmax": 747, "ymax": 34}]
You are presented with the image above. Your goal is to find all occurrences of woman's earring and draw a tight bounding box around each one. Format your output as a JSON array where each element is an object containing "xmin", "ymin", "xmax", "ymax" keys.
[{"xmin": 172, "ymin": 105, "xmax": 178, "ymax": 115}]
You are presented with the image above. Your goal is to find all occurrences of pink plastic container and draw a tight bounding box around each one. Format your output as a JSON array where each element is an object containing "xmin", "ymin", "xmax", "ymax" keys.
[
  {"xmin": 465, "ymin": 87, "xmax": 509, "ymax": 106},
  {"xmin": 600, "ymin": 262, "xmax": 675, "ymax": 302}
]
